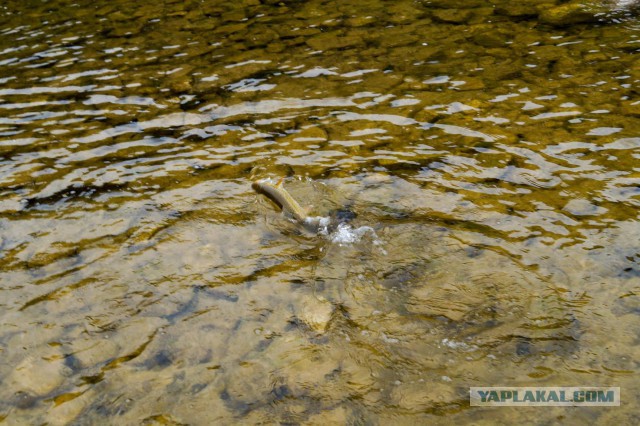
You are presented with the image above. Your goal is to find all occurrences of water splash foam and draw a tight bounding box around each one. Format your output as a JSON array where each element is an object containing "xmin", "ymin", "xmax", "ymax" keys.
[{"xmin": 307, "ymin": 216, "xmax": 385, "ymax": 250}]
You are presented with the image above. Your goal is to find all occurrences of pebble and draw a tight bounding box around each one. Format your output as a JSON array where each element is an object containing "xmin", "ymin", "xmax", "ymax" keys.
[
  {"xmin": 8, "ymin": 355, "xmax": 72, "ymax": 396},
  {"xmin": 539, "ymin": 2, "xmax": 601, "ymax": 25},
  {"xmin": 298, "ymin": 296, "xmax": 334, "ymax": 333}
]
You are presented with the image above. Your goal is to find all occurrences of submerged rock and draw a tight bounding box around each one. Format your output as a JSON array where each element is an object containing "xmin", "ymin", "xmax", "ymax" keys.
[
  {"xmin": 297, "ymin": 296, "xmax": 334, "ymax": 333},
  {"xmin": 538, "ymin": 0, "xmax": 640, "ymax": 25},
  {"xmin": 305, "ymin": 31, "xmax": 363, "ymax": 51},
  {"xmin": 494, "ymin": 3, "xmax": 541, "ymax": 18},
  {"xmin": 8, "ymin": 355, "xmax": 72, "ymax": 396},
  {"xmin": 539, "ymin": 2, "xmax": 601, "ymax": 25},
  {"xmin": 493, "ymin": 0, "xmax": 640, "ymax": 25},
  {"xmin": 431, "ymin": 8, "xmax": 475, "ymax": 24}
]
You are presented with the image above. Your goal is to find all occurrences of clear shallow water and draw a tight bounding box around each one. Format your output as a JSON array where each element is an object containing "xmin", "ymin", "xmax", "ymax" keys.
[{"xmin": 0, "ymin": 0, "xmax": 639, "ymax": 424}]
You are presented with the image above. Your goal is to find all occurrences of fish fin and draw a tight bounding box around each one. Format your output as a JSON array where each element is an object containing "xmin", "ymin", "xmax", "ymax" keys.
[{"xmin": 276, "ymin": 177, "xmax": 284, "ymax": 188}]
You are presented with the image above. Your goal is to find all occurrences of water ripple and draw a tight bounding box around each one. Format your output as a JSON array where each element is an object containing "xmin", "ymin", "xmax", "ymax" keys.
[{"xmin": 1, "ymin": 0, "xmax": 639, "ymax": 423}]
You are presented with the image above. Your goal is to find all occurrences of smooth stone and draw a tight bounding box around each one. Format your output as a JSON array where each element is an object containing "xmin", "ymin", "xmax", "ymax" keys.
[
  {"xmin": 431, "ymin": 8, "xmax": 475, "ymax": 24},
  {"xmin": 539, "ymin": 2, "xmax": 602, "ymax": 25},
  {"xmin": 70, "ymin": 338, "xmax": 120, "ymax": 368},
  {"xmin": 298, "ymin": 297, "xmax": 334, "ymax": 333},
  {"xmin": 8, "ymin": 355, "xmax": 72, "ymax": 395},
  {"xmin": 305, "ymin": 31, "xmax": 363, "ymax": 51},
  {"xmin": 306, "ymin": 406, "xmax": 349, "ymax": 423},
  {"xmin": 391, "ymin": 381, "xmax": 458, "ymax": 411},
  {"xmin": 494, "ymin": 3, "xmax": 543, "ymax": 18}
]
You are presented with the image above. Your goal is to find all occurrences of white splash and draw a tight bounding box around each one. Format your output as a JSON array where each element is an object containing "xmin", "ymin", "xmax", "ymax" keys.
[
  {"xmin": 330, "ymin": 223, "xmax": 373, "ymax": 244},
  {"xmin": 305, "ymin": 216, "xmax": 331, "ymax": 233},
  {"xmin": 441, "ymin": 338, "xmax": 479, "ymax": 352},
  {"xmin": 305, "ymin": 216, "xmax": 385, "ymax": 250}
]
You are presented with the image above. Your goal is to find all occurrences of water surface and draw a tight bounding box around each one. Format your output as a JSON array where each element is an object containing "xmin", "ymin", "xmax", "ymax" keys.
[{"xmin": 0, "ymin": 0, "xmax": 639, "ymax": 424}]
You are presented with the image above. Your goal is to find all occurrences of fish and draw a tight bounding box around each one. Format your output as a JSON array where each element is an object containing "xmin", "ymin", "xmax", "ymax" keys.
[
  {"xmin": 253, "ymin": 179, "xmax": 378, "ymax": 246},
  {"xmin": 252, "ymin": 178, "xmax": 308, "ymax": 223}
]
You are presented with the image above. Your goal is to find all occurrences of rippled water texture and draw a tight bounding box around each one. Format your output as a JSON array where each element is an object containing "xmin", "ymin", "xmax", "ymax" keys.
[{"xmin": 1, "ymin": 0, "xmax": 639, "ymax": 424}]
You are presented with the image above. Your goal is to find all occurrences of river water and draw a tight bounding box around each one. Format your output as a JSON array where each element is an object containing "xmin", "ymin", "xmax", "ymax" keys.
[{"xmin": 0, "ymin": 0, "xmax": 639, "ymax": 424}]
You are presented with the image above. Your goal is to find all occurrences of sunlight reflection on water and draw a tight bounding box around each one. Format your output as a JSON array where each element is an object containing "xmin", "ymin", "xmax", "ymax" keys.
[{"xmin": 0, "ymin": 0, "xmax": 639, "ymax": 423}]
